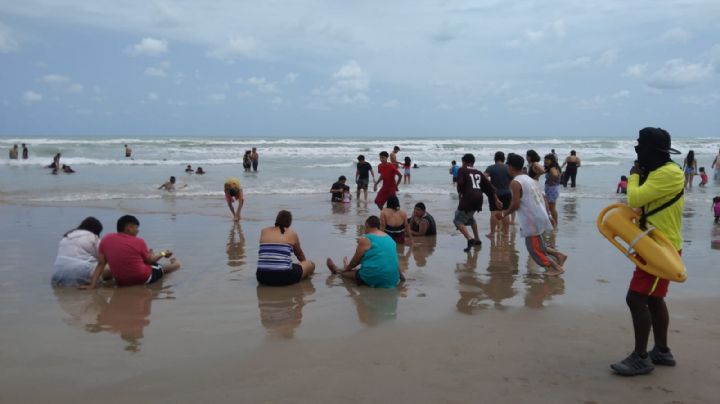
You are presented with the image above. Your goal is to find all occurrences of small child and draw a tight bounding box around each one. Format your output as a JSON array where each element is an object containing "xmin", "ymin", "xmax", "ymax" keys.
[
  {"xmin": 699, "ymin": 167, "xmax": 708, "ymax": 187},
  {"xmin": 403, "ymin": 156, "xmax": 412, "ymax": 184},
  {"xmin": 342, "ymin": 185, "xmax": 352, "ymax": 203},
  {"xmin": 714, "ymin": 197, "xmax": 720, "ymax": 224},
  {"xmin": 449, "ymin": 160, "xmax": 459, "ymax": 183},
  {"xmin": 617, "ymin": 175, "xmax": 628, "ymax": 194}
]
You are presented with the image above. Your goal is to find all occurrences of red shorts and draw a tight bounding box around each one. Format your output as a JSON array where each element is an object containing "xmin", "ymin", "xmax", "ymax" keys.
[
  {"xmin": 628, "ymin": 250, "xmax": 681, "ymax": 298},
  {"xmin": 374, "ymin": 186, "xmax": 396, "ymax": 208}
]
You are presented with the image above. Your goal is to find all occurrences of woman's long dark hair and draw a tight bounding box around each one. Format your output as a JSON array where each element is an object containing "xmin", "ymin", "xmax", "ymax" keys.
[
  {"xmin": 526, "ymin": 149, "xmax": 541, "ymax": 163},
  {"xmin": 275, "ymin": 210, "xmax": 292, "ymax": 234},
  {"xmin": 386, "ymin": 195, "xmax": 400, "ymax": 210},
  {"xmin": 687, "ymin": 150, "xmax": 695, "ymax": 165},
  {"xmin": 544, "ymin": 153, "xmax": 562, "ymax": 174},
  {"xmin": 64, "ymin": 216, "xmax": 103, "ymax": 237}
]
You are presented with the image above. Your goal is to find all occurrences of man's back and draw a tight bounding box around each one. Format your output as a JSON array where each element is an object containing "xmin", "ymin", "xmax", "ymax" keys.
[
  {"xmin": 99, "ymin": 233, "xmax": 152, "ymax": 286},
  {"xmin": 485, "ymin": 163, "xmax": 512, "ymax": 195},
  {"xmin": 357, "ymin": 161, "xmax": 372, "ymax": 179}
]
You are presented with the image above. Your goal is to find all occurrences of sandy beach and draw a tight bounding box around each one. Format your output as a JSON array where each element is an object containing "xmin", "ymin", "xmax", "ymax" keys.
[{"xmin": 1, "ymin": 188, "xmax": 719, "ymax": 403}]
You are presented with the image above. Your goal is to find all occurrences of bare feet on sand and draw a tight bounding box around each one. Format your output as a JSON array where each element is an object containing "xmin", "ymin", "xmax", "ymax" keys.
[
  {"xmin": 556, "ymin": 253, "xmax": 568, "ymax": 267},
  {"xmin": 326, "ymin": 258, "xmax": 340, "ymax": 274}
]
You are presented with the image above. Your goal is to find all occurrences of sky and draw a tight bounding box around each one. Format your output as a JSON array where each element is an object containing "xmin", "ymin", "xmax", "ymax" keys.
[{"xmin": 0, "ymin": 0, "xmax": 719, "ymax": 138}]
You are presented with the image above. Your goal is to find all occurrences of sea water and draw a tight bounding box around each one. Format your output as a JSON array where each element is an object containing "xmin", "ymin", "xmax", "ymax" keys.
[{"xmin": 1, "ymin": 136, "xmax": 718, "ymax": 204}]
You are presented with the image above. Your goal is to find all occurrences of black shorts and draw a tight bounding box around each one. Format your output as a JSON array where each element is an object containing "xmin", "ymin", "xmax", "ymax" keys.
[
  {"xmin": 489, "ymin": 193, "xmax": 512, "ymax": 212},
  {"xmin": 357, "ymin": 178, "xmax": 369, "ymax": 190},
  {"xmin": 146, "ymin": 264, "xmax": 164, "ymax": 284},
  {"xmin": 256, "ymin": 264, "xmax": 303, "ymax": 286}
]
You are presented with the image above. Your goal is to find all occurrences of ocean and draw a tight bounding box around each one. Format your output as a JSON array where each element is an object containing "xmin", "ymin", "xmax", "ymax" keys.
[{"xmin": 2, "ymin": 136, "xmax": 718, "ymax": 205}]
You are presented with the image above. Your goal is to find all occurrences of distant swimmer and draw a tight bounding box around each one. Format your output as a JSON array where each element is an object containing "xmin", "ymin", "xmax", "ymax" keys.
[
  {"xmin": 81, "ymin": 215, "xmax": 182, "ymax": 289},
  {"xmin": 196, "ymin": 167, "xmax": 205, "ymax": 175},
  {"xmin": 390, "ymin": 145, "xmax": 400, "ymax": 167},
  {"xmin": 243, "ymin": 150, "xmax": 252, "ymax": 172},
  {"xmin": 224, "ymin": 177, "xmax": 244, "ymax": 221},
  {"xmin": 373, "ymin": 151, "xmax": 402, "ymax": 210},
  {"xmin": 8, "ymin": 144, "xmax": 18, "ymax": 159},
  {"xmin": 62, "ymin": 164, "xmax": 75, "ymax": 174},
  {"xmin": 250, "ymin": 147, "xmax": 259, "ymax": 172},
  {"xmin": 47, "ymin": 153, "xmax": 61, "ymax": 169},
  {"xmin": 355, "ymin": 155, "xmax": 375, "ymax": 202},
  {"xmin": 185, "ymin": 164, "xmax": 194, "ymax": 174},
  {"xmin": 256, "ymin": 210, "xmax": 315, "ymax": 286},
  {"xmin": 158, "ymin": 176, "xmax": 184, "ymax": 191},
  {"xmin": 403, "ymin": 156, "xmax": 412, "ymax": 184},
  {"xmin": 561, "ymin": 150, "xmax": 581, "ymax": 188},
  {"xmin": 503, "ymin": 153, "xmax": 567, "ymax": 276},
  {"xmin": 22, "ymin": 143, "xmax": 28, "ymax": 159},
  {"xmin": 125, "ymin": 144, "xmax": 132, "ymax": 158},
  {"xmin": 326, "ymin": 215, "xmax": 404, "ymax": 288},
  {"xmin": 616, "ymin": 175, "xmax": 628, "ymax": 194},
  {"xmin": 449, "ymin": 160, "xmax": 459, "ymax": 184}
]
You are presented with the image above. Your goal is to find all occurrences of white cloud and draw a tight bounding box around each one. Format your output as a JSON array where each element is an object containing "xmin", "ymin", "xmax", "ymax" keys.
[
  {"xmin": 41, "ymin": 74, "xmax": 70, "ymax": 84},
  {"xmin": 507, "ymin": 93, "xmax": 563, "ymax": 106},
  {"xmin": 659, "ymin": 28, "xmax": 691, "ymax": 43},
  {"xmin": 624, "ymin": 64, "xmax": 648, "ymax": 78},
  {"xmin": 611, "ymin": 89, "xmax": 630, "ymax": 99},
  {"xmin": 147, "ymin": 92, "xmax": 159, "ymax": 101},
  {"xmin": 125, "ymin": 37, "xmax": 168, "ymax": 57},
  {"xmin": 207, "ymin": 93, "xmax": 226, "ymax": 103},
  {"xmin": 311, "ymin": 60, "xmax": 370, "ymax": 106},
  {"xmin": 681, "ymin": 93, "xmax": 720, "ymax": 107},
  {"xmin": 23, "ymin": 90, "xmax": 42, "ymax": 103},
  {"xmin": 237, "ymin": 77, "xmax": 278, "ymax": 93},
  {"xmin": 67, "ymin": 83, "xmax": 83, "ymax": 93},
  {"xmin": 544, "ymin": 49, "xmax": 618, "ymax": 70},
  {"xmin": 207, "ymin": 36, "xmax": 258, "ymax": 61},
  {"xmin": 0, "ymin": 22, "xmax": 19, "ymax": 53},
  {"xmin": 144, "ymin": 66, "xmax": 167, "ymax": 77},
  {"xmin": 284, "ymin": 72, "xmax": 298, "ymax": 83},
  {"xmin": 645, "ymin": 59, "xmax": 713, "ymax": 89},
  {"xmin": 382, "ymin": 99, "xmax": 399, "ymax": 108},
  {"xmin": 507, "ymin": 20, "xmax": 566, "ymax": 47}
]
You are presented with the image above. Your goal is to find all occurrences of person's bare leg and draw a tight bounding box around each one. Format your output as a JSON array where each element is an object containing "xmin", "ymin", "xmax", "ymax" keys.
[
  {"xmin": 363, "ymin": 188, "xmax": 368, "ymax": 201},
  {"xmin": 456, "ymin": 224, "xmax": 472, "ymax": 241},
  {"xmin": 549, "ymin": 202, "xmax": 558, "ymax": 229},
  {"xmin": 487, "ymin": 212, "xmax": 499, "ymax": 237},
  {"xmin": 471, "ymin": 223, "xmax": 480, "ymax": 241},
  {"xmin": 300, "ymin": 260, "xmax": 315, "ymax": 279},
  {"xmin": 546, "ymin": 247, "xmax": 567, "ymax": 266},
  {"xmin": 501, "ymin": 210, "xmax": 511, "ymax": 233},
  {"xmin": 326, "ymin": 258, "xmax": 341, "ymax": 273},
  {"xmin": 163, "ymin": 258, "xmax": 182, "ymax": 274}
]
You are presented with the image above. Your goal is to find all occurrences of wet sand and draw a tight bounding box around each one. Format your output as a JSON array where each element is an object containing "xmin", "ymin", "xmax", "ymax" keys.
[{"xmin": 1, "ymin": 190, "xmax": 719, "ymax": 403}]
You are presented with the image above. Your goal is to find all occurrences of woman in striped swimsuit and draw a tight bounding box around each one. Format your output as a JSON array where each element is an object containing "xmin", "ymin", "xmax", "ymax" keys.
[{"xmin": 256, "ymin": 210, "xmax": 315, "ymax": 286}]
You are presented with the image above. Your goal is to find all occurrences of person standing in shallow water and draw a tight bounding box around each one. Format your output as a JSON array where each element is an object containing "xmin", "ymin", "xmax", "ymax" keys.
[
  {"xmin": 22, "ymin": 143, "xmax": 28, "ymax": 159},
  {"xmin": 454, "ymin": 153, "xmax": 502, "ymax": 252},
  {"xmin": 250, "ymin": 148, "xmax": 259, "ymax": 172},
  {"xmin": 355, "ymin": 155, "xmax": 375, "ymax": 202},
  {"xmin": 610, "ymin": 127, "xmax": 684, "ymax": 376},
  {"xmin": 682, "ymin": 150, "xmax": 697, "ymax": 189},
  {"xmin": 543, "ymin": 153, "xmax": 562, "ymax": 228},
  {"xmin": 561, "ymin": 150, "xmax": 581, "ymax": 188},
  {"xmin": 374, "ymin": 151, "xmax": 402, "ymax": 210}
]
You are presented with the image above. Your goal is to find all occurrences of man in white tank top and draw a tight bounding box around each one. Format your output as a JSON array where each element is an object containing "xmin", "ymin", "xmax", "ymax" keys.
[{"xmin": 501, "ymin": 153, "xmax": 567, "ymax": 276}]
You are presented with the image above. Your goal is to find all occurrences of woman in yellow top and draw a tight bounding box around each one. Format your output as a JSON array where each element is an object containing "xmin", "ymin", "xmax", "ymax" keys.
[
  {"xmin": 611, "ymin": 127, "xmax": 684, "ymax": 377},
  {"xmin": 224, "ymin": 178, "xmax": 244, "ymax": 221}
]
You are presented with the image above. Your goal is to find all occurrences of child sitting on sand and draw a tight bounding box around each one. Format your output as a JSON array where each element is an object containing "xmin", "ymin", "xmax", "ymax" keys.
[
  {"xmin": 616, "ymin": 175, "xmax": 628, "ymax": 194},
  {"xmin": 699, "ymin": 167, "xmax": 708, "ymax": 187},
  {"xmin": 714, "ymin": 197, "xmax": 720, "ymax": 224}
]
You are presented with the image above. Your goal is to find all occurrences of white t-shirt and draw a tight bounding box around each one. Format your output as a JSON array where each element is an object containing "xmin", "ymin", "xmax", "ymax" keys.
[
  {"xmin": 515, "ymin": 174, "xmax": 553, "ymax": 237},
  {"xmin": 51, "ymin": 229, "xmax": 100, "ymax": 286}
]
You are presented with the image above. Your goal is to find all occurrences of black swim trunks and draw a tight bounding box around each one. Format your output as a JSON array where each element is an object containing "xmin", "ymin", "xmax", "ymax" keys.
[{"xmin": 256, "ymin": 263, "xmax": 303, "ymax": 286}]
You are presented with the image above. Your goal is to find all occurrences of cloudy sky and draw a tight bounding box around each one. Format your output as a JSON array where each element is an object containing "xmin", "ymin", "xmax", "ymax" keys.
[{"xmin": 0, "ymin": 0, "xmax": 719, "ymax": 137}]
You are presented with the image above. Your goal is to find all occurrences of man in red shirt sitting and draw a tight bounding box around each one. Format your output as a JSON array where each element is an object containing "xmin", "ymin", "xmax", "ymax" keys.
[{"xmin": 83, "ymin": 215, "xmax": 181, "ymax": 288}]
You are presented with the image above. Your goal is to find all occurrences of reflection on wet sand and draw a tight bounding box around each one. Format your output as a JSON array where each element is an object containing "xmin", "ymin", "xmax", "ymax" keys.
[
  {"xmin": 226, "ymin": 223, "xmax": 246, "ymax": 268},
  {"xmin": 523, "ymin": 255, "xmax": 565, "ymax": 308},
  {"xmin": 256, "ymin": 282, "xmax": 316, "ymax": 338},
  {"xmin": 456, "ymin": 231, "xmax": 519, "ymax": 313},
  {"xmin": 344, "ymin": 282, "xmax": 402, "ymax": 326},
  {"xmin": 411, "ymin": 236, "xmax": 437, "ymax": 267},
  {"xmin": 711, "ymin": 225, "xmax": 720, "ymax": 250},
  {"xmin": 54, "ymin": 285, "xmax": 173, "ymax": 352}
]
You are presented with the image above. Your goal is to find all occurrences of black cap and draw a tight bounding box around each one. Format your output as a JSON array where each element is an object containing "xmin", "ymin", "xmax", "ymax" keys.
[{"xmin": 638, "ymin": 127, "xmax": 681, "ymax": 155}]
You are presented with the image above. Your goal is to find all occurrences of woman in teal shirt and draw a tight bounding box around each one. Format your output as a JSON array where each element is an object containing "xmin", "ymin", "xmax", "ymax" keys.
[{"xmin": 327, "ymin": 216, "xmax": 403, "ymax": 288}]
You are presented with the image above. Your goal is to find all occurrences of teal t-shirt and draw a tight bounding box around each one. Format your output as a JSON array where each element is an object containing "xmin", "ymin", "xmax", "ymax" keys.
[{"xmin": 358, "ymin": 234, "xmax": 400, "ymax": 288}]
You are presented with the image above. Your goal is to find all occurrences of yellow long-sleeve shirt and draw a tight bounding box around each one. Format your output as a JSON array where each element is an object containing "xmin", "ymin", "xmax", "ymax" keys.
[{"xmin": 627, "ymin": 162, "xmax": 684, "ymax": 250}]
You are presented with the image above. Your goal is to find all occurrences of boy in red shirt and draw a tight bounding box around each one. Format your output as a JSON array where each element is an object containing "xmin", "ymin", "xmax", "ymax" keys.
[
  {"xmin": 83, "ymin": 215, "xmax": 181, "ymax": 288},
  {"xmin": 373, "ymin": 151, "xmax": 402, "ymax": 210}
]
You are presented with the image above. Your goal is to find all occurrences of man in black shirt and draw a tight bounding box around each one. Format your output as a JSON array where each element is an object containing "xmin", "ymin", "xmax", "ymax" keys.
[
  {"xmin": 329, "ymin": 176, "xmax": 347, "ymax": 202},
  {"xmin": 455, "ymin": 153, "xmax": 501, "ymax": 252},
  {"xmin": 485, "ymin": 151, "xmax": 513, "ymax": 235},
  {"xmin": 355, "ymin": 155, "xmax": 375, "ymax": 201}
]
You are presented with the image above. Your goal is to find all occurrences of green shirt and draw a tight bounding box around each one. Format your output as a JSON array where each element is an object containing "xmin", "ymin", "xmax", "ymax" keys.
[{"xmin": 627, "ymin": 162, "xmax": 684, "ymax": 250}]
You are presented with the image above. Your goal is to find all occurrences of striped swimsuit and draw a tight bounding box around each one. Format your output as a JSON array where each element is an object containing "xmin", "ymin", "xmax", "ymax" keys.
[{"xmin": 257, "ymin": 243, "xmax": 293, "ymax": 272}]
